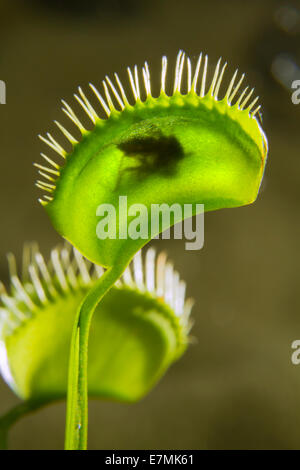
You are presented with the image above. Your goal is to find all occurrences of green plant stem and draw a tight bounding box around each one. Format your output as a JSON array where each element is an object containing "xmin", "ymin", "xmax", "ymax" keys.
[
  {"xmin": 64, "ymin": 262, "xmax": 128, "ymax": 450},
  {"xmin": 0, "ymin": 400, "xmax": 47, "ymax": 449}
]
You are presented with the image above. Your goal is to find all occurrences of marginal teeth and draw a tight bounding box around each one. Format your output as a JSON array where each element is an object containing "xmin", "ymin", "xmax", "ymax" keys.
[
  {"xmin": 105, "ymin": 76, "xmax": 125, "ymax": 110},
  {"xmin": 161, "ymin": 56, "xmax": 168, "ymax": 94},
  {"xmin": 248, "ymin": 96, "xmax": 259, "ymax": 112},
  {"xmin": 102, "ymin": 80, "xmax": 115, "ymax": 111},
  {"xmin": 61, "ymin": 99, "xmax": 87, "ymax": 133},
  {"xmin": 191, "ymin": 53, "xmax": 202, "ymax": 93},
  {"xmin": 251, "ymin": 104, "xmax": 261, "ymax": 117},
  {"xmin": 39, "ymin": 133, "xmax": 66, "ymax": 158},
  {"xmin": 209, "ymin": 57, "xmax": 222, "ymax": 96},
  {"xmin": 28, "ymin": 264, "xmax": 47, "ymax": 304},
  {"xmin": 34, "ymin": 163, "xmax": 59, "ymax": 176},
  {"xmin": 54, "ymin": 120, "xmax": 78, "ymax": 145},
  {"xmin": 78, "ymin": 87, "xmax": 99, "ymax": 122},
  {"xmin": 10, "ymin": 275, "xmax": 36, "ymax": 311},
  {"xmin": 134, "ymin": 65, "xmax": 141, "ymax": 100},
  {"xmin": 240, "ymin": 88, "xmax": 254, "ymax": 109},
  {"xmin": 142, "ymin": 62, "xmax": 151, "ymax": 97},
  {"xmin": 122, "ymin": 265, "xmax": 134, "ymax": 286},
  {"xmin": 145, "ymin": 248, "xmax": 155, "ymax": 293},
  {"xmin": 74, "ymin": 92, "xmax": 96, "ymax": 124},
  {"xmin": 214, "ymin": 62, "xmax": 227, "ymax": 99},
  {"xmin": 89, "ymin": 83, "xmax": 111, "ymax": 117},
  {"xmin": 228, "ymin": 73, "xmax": 245, "ymax": 103},
  {"xmin": 200, "ymin": 55, "xmax": 208, "ymax": 97},
  {"xmin": 127, "ymin": 66, "xmax": 138, "ymax": 101},
  {"xmin": 114, "ymin": 73, "xmax": 130, "ymax": 107},
  {"xmin": 236, "ymin": 86, "xmax": 249, "ymax": 108},
  {"xmin": 36, "ymin": 51, "xmax": 261, "ymax": 204},
  {"xmin": 133, "ymin": 250, "xmax": 144, "ymax": 290},
  {"xmin": 51, "ymin": 249, "xmax": 69, "ymax": 292},
  {"xmin": 156, "ymin": 251, "xmax": 167, "ymax": 298},
  {"xmin": 73, "ymin": 248, "xmax": 91, "ymax": 285},
  {"xmin": 1, "ymin": 243, "xmax": 193, "ymax": 339},
  {"xmin": 40, "ymin": 153, "xmax": 60, "ymax": 170}
]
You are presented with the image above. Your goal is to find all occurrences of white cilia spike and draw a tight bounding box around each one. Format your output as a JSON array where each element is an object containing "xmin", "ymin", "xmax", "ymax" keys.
[
  {"xmin": 78, "ymin": 87, "xmax": 99, "ymax": 122},
  {"xmin": 89, "ymin": 83, "xmax": 111, "ymax": 117},
  {"xmin": 145, "ymin": 247, "xmax": 156, "ymax": 293},
  {"xmin": 240, "ymin": 88, "xmax": 254, "ymax": 110},
  {"xmin": 144, "ymin": 62, "xmax": 151, "ymax": 96},
  {"xmin": 34, "ymin": 163, "xmax": 59, "ymax": 176},
  {"xmin": 236, "ymin": 86, "xmax": 249, "ymax": 108},
  {"xmin": 36, "ymin": 50, "xmax": 262, "ymax": 201},
  {"xmin": 54, "ymin": 120, "xmax": 78, "ymax": 145},
  {"xmin": 73, "ymin": 248, "xmax": 91, "ymax": 285},
  {"xmin": 36, "ymin": 181, "xmax": 55, "ymax": 192},
  {"xmin": 177, "ymin": 52, "xmax": 186, "ymax": 93},
  {"xmin": 38, "ymin": 170, "xmax": 56, "ymax": 183},
  {"xmin": 214, "ymin": 62, "xmax": 227, "ymax": 99},
  {"xmin": 209, "ymin": 57, "xmax": 222, "ymax": 96},
  {"xmin": 93, "ymin": 264, "xmax": 104, "ymax": 280},
  {"xmin": 187, "ymin": 57, "xmax": 192, "ymax": 93},
  {"xmin": 164, "ymin": 262, "xmax": 174, "ymax": 307},
  {"xmin": 247, "ymin": 96, "xmax": 259, "ymax": 113},
  {"xmin": 142, "ymin": 62, "xmax": 151, "ymax": 97},
  {"xmin": 182, "ymin": 298, "xmax": 195, "ymax": 328},
  {"xmin": 36, "ymin": 186, "xmax": 52, "ymax": 195},
  {"xmin": 10, "ymin": 275, "xmax": 36, "ymax": 311},
  {"xmin": 102, "ymin": 80, "xmax": 116, "ymax": 112},
  {"xmin": 61, "ymin": 100, "xmax": 87, "ymax": 133},
  {"xmin": 161, "ymin": 56, "xmax": 168, "ymax": 93},
  {"xmin": 200, "ymin": 54, "xmax": 208, "ymax": 97},
  {"xmin": 39, "ymin": 133, "xmax": 66, "ymax": 159},
  {"xmin": 228, "ymin": 73, "xmax": 245, "ymax": 104},
  {"xmin": 175, "ymin": 280, "xmax": 186, "ymax": 317},
  {"xmin": 224, "ymin": 69, "xmax": 238, "ymax": 102},
  {"xmin": 74, "ymin": 91, "xmax": 96, "ymax": 124},
  {"xmin": 105, "ymin": 76, "xmax": 125, "ymax": 110},
  {"xmin": 191, "ymin": 53, "xmax": 202, "ymax": 93},
  {"xmin": 0, "ymin": 244, "xmax": 194, "ymax": 339},
  {"xmin": 35, "ymin": 252, "xmax": 57, "ymax": 297},
  {"xmin": 114, "ymin": 73, "xmax": 130, "ymax": 107},
  {"xmin": 36, "ymin": 180, "xmax": 55, "ymax": 189},
  {"xmin": 51, "ymin": 249, "xmax": 69, "ymax": 292},
  {"xmin": 61, "ymin": 247, "xmax": 78, "ymax": 290},
  {"xmin": 28, "ymin": 264, "xmax": 47, "ymax": 304},
  {"xmin": 122, "ymin": 264, "xmax": 134, "ymax": 286},
  {"xmin": 156, "ymin": 251, "xmax": 167, "ymax": 298},
  {"xmin": 40, "ymin": 153, "xmax": 60, "ymax": 170},
  {"xmin": 133, "ymin": 250, "xmax": 144, "ymax": 290},
  {"xmin": 1, "ymin": 296, "xmax": 28, "ymax": 321},
  {"xmin": 38, "ymin": 198, "xmax": 47, "ymax": 206},
  {"xmin": 251, "ymin": 105, "xmax": 261, "ymax": 117},
  {"xmin": 173, "ymin": 50, "xmax": 183, "ymax": 93},
  {"xmin": 134, "ymin": 65, "xmax": 141, "ymax": 100},
  {"xmin": 127, "ymin": 67, "xmax": 138, "ymax": 101},
  {"xmin": 171, "ymin": 270, "xmax": 180, "ymax": 312}
]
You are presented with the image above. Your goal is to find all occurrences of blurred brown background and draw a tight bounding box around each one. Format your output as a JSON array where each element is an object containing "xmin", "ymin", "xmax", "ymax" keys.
[{"xmin": 0, "ymin": 0, "xmax": 300, "ymax": 450}]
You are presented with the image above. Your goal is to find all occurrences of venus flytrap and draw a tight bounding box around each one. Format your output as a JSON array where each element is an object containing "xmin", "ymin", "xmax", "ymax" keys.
[
  {"xmin": 0, "ymin": 243, "xmax": 192, "ymax": 449},
  {"xmin": 34, "ymin": 50, "xmax": 268, "ymax": 449}
]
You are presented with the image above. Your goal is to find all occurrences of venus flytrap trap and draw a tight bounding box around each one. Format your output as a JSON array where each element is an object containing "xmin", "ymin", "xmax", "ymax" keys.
[
  {"xmin": 0, "ymin": 243, "xmax": 192, "ymax": 448},
  {"xmin": 33, "ymin": 50, "xmax": 268, "ymax": 450},
  {"xmin": 0, "ymin": 49, "xmax": 268, "ymax": 450}
]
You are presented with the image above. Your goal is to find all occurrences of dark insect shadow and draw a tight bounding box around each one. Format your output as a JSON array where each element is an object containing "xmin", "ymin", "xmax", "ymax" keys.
[{"xmin": 116, "ymin": 132, "xmax": 185, "ymax": 188}]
